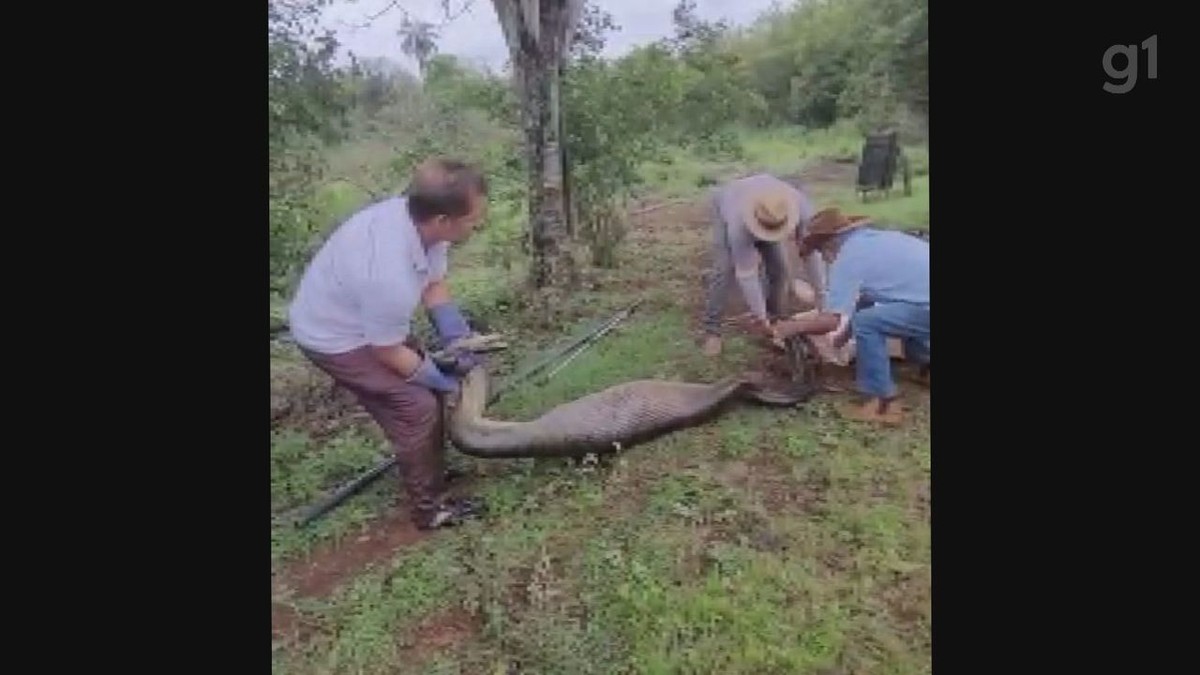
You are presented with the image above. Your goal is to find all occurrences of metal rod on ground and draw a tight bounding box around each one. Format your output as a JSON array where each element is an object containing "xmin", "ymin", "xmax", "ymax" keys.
[
  {"xmin": 487, "ymin": 297, "xmax": 643, "ymax": 405},
  {"xmin": 483, "ymin": 322, "xmax": 602, "ymax": 406},
  {"xmin": 290, "ymin": 298, "xmax": 644, "ymax": 528},
  {"xmin": 293, "ymin": 457, "xmax": 398, "ymax": 527},
  {"xmin": 541, "ymin": 301, "xmax": 640, "ymax": 381}
]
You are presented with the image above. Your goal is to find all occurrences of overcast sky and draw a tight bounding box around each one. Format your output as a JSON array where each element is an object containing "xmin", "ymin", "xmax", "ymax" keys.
[{"xmin": 319, "ymin": 0, "xmax": 784, "ymax": 72}]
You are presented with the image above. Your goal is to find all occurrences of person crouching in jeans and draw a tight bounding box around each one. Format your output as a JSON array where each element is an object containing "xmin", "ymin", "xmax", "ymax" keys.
[{"xmin": 773, "ymin": 207, "xmax": 930, "ymax": 425}]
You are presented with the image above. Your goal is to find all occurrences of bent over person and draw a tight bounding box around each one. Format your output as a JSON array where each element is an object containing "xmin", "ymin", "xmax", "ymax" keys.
[
  {"xmin": 774, "ymin": 207, "xmax": 930, "ymax": 425},
  {"xmin": 287, "ymin": 158, "xmax": 489, "ymax": 530},
  {"xmin": 701, "ymin": 173, "xmax": 827, "ymax": 356}
]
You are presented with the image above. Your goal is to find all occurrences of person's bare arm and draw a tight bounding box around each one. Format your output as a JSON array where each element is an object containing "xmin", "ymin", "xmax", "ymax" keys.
[
  {"xmin": 774, "ymin": 312, "xmax": 841, "ymax": 338},
  {"xmin": 794, "ymin": 190, "xmax": 826, "ymax": 311},
  {"xmin": 729, "ymin": 225, "xmax": 770, "ymax": 322},
  {"xmin": 422, "ymin": 243, "xmax": 454, "ymax": 310},
  {"xmin": 422, "ymin": 279, "xmax": 452, "ymax": 309},
  {"xmin": 371, "ymin": 341, "xmax": 424, "ymax": 378},
  {"xmin": 776, "ymin": 253, "xmax": 857, "ymax": 339},
  {"xmin": 734, "ymin": 268, "xmax": 770, "ymax": 321},
  {"xmin": 802, "ymin": 250, "xmax": 827, "ymax": 311}
]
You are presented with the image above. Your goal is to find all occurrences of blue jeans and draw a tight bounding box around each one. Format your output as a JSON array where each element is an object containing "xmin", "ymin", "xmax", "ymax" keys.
[{"xmin": 852, "ymin": 302, "xmax": 930, "ymax": 399}]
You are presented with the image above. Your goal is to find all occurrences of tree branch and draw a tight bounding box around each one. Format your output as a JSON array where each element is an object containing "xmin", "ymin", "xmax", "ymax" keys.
[
  {"xmin": 342, "ymin": 0, "xmax": 477, "ymax": 30},
  {"xmin": 358, "ymin": 0, "xmax": 407, "ymax": 27}
]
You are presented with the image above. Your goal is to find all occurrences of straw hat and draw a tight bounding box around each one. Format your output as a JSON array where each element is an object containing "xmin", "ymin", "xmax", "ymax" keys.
[
  {"xmin": 800, "ymin": 207, "xmax": 872, "ymax": 246},
  {"xmin": 742, "ymin": 185, "xmax": 802, "ymax": 242}
]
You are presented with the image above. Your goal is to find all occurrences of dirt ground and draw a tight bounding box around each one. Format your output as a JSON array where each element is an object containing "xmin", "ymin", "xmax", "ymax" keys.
[
  {"xmin": 272, "ymin": 512, "xmax": 426, "ymax": 640},
  {"xmin": 400, "ymin": 607, "xmax": 482, "ymax": 660}
]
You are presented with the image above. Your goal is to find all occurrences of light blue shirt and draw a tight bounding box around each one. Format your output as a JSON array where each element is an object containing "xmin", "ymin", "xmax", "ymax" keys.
[{"xmin": 825, "ymin": 227, "xmax": 929, "ymax": 318}]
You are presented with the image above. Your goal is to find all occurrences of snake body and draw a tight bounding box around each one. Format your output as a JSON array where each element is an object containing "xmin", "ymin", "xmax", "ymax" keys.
[{"xmin": 446, "ymin": 366, "xmax": 812, "ymax": 459}]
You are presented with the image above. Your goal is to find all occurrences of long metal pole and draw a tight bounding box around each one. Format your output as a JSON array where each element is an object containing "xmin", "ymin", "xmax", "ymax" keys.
[
  {"xmin": 291, "ymin": 457, "xmax": 399, "ymax": 527},
  {"xmin": 541, "ymin": 300, "xmax": 639, "ymax": 381},
  {"xmin": 488, "ymin": 297, "xmax": 643, "ymax": 405}
]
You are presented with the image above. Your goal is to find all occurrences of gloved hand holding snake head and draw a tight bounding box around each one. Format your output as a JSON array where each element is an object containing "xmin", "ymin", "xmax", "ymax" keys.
[{"xmin": 428, "ymin": 301, "xmax": 484, "ymax": 375}]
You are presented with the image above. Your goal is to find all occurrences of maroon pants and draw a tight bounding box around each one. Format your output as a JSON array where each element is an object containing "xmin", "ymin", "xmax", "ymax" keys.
[{"xmin": 300, "ymin": 343, "xmax": 447, "ymax": 528}]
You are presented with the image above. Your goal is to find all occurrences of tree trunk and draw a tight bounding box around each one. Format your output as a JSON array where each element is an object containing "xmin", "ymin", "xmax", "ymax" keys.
[
  {"xmin": 559, "ymin": 59, "xmax": 575, "ymax": 238},
  {"xmin": 520, "ymin": 54, "xmax": 573, "ymax": 290},
  {"xmin": 492, "ymin": 0, "xmax": 584, "ymax": 291}
]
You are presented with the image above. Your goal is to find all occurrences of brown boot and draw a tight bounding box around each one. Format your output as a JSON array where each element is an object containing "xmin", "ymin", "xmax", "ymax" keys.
[{"xmin": 838, "ymin": 397, "xmax": 904, "ymax": 426}]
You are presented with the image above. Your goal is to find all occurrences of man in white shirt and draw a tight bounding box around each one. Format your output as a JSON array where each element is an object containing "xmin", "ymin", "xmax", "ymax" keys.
[{"xmin": 287, "ymin": 158, "xmax": 489, "ymax": 530}]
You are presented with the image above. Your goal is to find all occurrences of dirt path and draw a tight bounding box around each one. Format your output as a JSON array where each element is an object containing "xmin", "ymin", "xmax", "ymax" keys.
[
  {"xmin": 399, "ymin": 607, "xmax": 482, "ymax": 664},
  {"xmin": 272, "ymin": 509, "xmax": 428, "ymax": 642}
]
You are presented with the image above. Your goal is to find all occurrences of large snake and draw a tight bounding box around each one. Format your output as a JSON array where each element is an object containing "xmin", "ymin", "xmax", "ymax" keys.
[{"xmin": 445, "ymin": 356, "xmax": 814, "ymax": 459}]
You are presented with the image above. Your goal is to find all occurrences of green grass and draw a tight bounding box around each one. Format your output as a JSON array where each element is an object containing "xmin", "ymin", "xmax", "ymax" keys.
[
  {"xmin": 634, "ymin": 126, "xmax": 930, "ymax": 231},
  {"xmin": 272, "ymin": 122, "xmax": 930, "ymax": 674},
  {"xmin": 740, "ymin": 122, "xmax": 865, "ymax": 167},
  {"xmin": 270, "ymin": 427, "xmax": 398, "ymax": 564},
  {"xmin": 810, "ymin": 174, "xmax": 931, "ymax": 230}
]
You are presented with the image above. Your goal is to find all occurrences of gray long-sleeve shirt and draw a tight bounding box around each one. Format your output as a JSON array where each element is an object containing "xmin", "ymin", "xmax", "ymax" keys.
[{"xmin": 713, "ymin": 174, "xmax": 826, "ymax": 318}]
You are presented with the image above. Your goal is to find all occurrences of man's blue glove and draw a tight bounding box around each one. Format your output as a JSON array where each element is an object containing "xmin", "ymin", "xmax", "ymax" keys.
[
  {"xmin": 428, "ymin": 302, "xmax": 483, "ymax": 369},
  {"xmin": 407, "ymin": 352, "xmax": 460, "ymax": 395},
  {"xmin": 428, "ymin": 302, "xmax": 472, "ymax": 347}
]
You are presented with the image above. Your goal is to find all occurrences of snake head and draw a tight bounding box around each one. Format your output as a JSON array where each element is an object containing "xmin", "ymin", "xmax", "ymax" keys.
[
  {"xmin": 740, "ymin": 370, "xmax": 771, "ymax": 388},
  {"xmin": 444, "ymin": 333, "xmax": 509, "ymax": 354},
  {"xmin": 739, "ymin": 370, "xmax": 815, "ymax": 406}
]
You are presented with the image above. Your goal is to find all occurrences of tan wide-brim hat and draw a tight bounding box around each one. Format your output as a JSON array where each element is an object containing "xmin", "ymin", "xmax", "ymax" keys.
[
  {"xmin": 800, "ymin": 207, "xmax": 871, "ymax": 246},
  {"xmin": 743, "ymin": 185, "xmax": 801, "ymax": 243}
]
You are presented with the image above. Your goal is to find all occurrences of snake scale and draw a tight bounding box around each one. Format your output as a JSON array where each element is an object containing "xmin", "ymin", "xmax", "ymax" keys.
[{"xmin": 445, "ymin": 358, "xmax": 814, "ymax": 459}]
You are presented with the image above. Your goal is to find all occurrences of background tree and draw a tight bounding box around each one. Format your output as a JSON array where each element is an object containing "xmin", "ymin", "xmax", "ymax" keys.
[
  {"xmin": 268, "ymin": 0, "xmax": 352, "ymax": 297},
  {"xmin": 491, "ymin": 0, "xmax": 588, "ymax": 301},
  {"xmin": 399, "ymin": 16, "xmax": 440, "ymax": 75},
  {"xmin": 269, "ymin": 0, "xmax": 929, "ymax": 320}
]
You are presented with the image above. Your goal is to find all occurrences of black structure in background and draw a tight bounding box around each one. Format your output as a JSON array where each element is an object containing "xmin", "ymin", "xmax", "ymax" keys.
[{"xmin": 856, "ymin": 130, "xmax": 912, "ymax": 200}]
